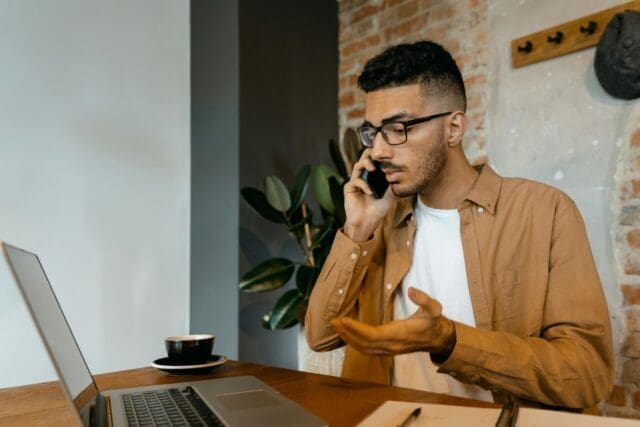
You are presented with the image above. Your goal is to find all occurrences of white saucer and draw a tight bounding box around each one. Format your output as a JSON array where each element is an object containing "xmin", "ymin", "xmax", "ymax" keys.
[{"xmin": 151, "ymin": 354, "xmax": 228, "ymax": 374}]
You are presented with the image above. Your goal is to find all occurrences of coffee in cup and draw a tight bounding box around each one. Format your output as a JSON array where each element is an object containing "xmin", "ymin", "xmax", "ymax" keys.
[{"xmin": 165, "ymin": 334, "xmax": 215, "ymax": 365}]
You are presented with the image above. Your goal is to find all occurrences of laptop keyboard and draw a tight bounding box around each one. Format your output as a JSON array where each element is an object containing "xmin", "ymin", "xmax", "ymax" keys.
[{"xmin": 121, "ymin": 386, "xmax": 225, "ymax": 426}]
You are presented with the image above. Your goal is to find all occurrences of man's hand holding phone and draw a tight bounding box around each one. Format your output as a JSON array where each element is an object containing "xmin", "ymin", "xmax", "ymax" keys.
[{"xmin": 343, "ymin": 149, "xmax": 395, "ymax": 242}]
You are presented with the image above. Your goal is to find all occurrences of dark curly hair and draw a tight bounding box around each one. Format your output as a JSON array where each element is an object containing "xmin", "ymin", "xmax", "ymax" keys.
[{"xmin": 357, "ymin": 41, "xmax": 467, "ymax": 111}]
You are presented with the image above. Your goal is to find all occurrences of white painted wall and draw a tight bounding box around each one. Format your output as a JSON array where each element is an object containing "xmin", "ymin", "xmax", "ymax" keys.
[
  {"xmin": 486, "ymin": 0, "xmax": 634, "ymax": 357},
  {"xmin": 0, "ymin": 0, "xmax": 190, "ymax": 387}
]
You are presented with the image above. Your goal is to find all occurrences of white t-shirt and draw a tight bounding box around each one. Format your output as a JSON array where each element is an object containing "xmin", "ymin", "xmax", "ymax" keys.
[{"xmin": 392, "ymin": 197, "xmax": 492, "ymax": 402}]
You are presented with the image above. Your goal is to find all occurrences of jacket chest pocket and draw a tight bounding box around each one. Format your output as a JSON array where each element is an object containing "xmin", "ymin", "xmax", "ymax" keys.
[{"xmin": 492, "ymin": 269, "xmax": 542, "ymax": 337}]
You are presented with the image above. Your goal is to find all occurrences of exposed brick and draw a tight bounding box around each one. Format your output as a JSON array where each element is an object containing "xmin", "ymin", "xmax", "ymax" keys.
[
  {"xmin": 623, "ymin": 359, "xmax": 640, "ymax": 385},
  {"xmin": 621, "ymin": 180, "xmax": 640, "ymax": 201},
  {"xmin": 623, "ymin": 285, "xmax": 640, "ymax": 305},
  {"xmin": 626, "ymin": 255, "xmax": 640, "ymax": 275},
  {"xmin": 607, "ymin": 385, "xmax": 627, "ymax": 407},
  {"xmin": 339, "ymin": 25, "xmax": 353, "ymax": 44},
  {"xmin": 621, "ymin": 205, "xmax": 640, "ymax": 226},
  {"xmin": 350, "ymin": 16, "xmax": 375, "ymax": 40},
  {"xmin": 631, "ymin": 129, "xmax": 640, "ymax": 147},
  {"xmin": 351, "ymin": 3, "xmax": 385, "ymax": 24},
  {"xmin": 384, "ymin": 13, "xmax": 429, "ymax": 41},
  {"xmin": 385, "ymin": 0, "xmax": 407, "ymax": 7},
  {"xmin": 339, "ymin": 57, "xmax": 358, "ymax": 74},
  {"xmin": 340, "ymin": 0, "xmax": 370, "ymax": 14},
  {"xmin": 627, "ymin": 310, "xmax": 640, "ymax": 333},
  {"xmin": 629, "ymin": 230, "xmax": 640, "ymax": 248},
  {"xmin": 339, "ymin": 77, "xmax": 348, "ymax": 91},
  {"xmin": 397, "ymin": 0, "xmax": 419, "ymax": 20},
  {"xmin": 347, "ymin": 107, "xmax": 365, "ymax": 120},
  {"xmin": 622, "ymin": 334, "xmax": 640, "ymax": 357},
  {"xmin": 634, "ymin": 392, "xmax": 640, "ymax": 410},
  {"xmin": 429, "ymin": 3, "xmax": 456, "ymax": 22},
  {"xmin": 339, "ymin": 91, "xmax": 355, "ymax": 108},
  {"xmin": 341, "ymin": 34, "xmax": 381, "ymax": 59}
]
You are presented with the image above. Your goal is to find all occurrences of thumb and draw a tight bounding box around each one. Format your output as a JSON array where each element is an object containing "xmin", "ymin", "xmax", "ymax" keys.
[{"xmin": 408, "ymin": 286, "xmax": 442, "ymax": 317}]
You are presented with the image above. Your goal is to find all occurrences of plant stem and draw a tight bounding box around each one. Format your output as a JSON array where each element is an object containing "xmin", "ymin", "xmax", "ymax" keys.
[{"xmin": 301, "ymin": 203, "xmax": 315, "ymax": 267}]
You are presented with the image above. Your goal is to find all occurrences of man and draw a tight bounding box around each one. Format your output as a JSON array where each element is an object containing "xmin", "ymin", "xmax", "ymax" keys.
[{"xmin": 305, "ymin": 41, "xmax": 614, "ymax": 410}]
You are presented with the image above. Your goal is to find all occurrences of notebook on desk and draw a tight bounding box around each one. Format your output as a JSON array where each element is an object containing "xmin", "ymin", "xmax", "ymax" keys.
[{"xmin": 1, "ymin": 241, "xmax": 326, "ymax": 427}]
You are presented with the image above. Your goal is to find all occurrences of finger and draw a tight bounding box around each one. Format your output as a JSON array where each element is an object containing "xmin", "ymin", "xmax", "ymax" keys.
[
  {"xmin": 408, "ymin": 287, "xmax": 442, "ymax": 317},
  {"xmin": 361, "ymin": 155, "xmax": 376, "ymax": 172},
  {"xmin": 333, "ymin": 318, "xmax": 404, "ymax": 355},
  {"xmin": 351, "ymin": 149, "xmax": 374, "ymax": 178},
  {"xmin": 344, "ymin": 177, "xmax": 373, "ymax": 196}
]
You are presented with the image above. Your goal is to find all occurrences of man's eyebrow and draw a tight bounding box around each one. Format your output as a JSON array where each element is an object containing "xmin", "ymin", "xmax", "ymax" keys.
[{"xmin": 362, "ymin": 112, "xmax": 415, "ymax": 127}]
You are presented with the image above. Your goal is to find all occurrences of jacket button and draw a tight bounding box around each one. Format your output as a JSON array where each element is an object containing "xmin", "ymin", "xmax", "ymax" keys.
[
  {"xmin": 350, "ymin": 252, "xmax": 357, "ymax": 260},
  {"xmin": 478, "ymin": 207, "xmax": 484, "ymax": 213},
  {"xmin": 385, "ymin": 283, "xmax": 393, "ymax": 290}
]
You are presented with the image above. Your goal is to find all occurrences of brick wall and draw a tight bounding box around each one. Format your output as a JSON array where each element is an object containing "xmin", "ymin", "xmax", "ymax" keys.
[
  {"xmin": 338, "ymin": 0, "xmax": 489, "ymax": 163},
  {"xmin": 607, "ymin": 111, "xmax": 640, "ymax": 418}
]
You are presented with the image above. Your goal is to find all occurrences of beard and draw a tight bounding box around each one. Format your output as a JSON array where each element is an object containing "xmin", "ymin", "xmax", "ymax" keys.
[{"xmin": 386, "ymin": 135, "xmax": 448, "ymax": 198}]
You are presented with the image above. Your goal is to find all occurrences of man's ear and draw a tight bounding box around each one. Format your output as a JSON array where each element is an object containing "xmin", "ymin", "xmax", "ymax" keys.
[{"xmin": 446, "ymin": 111, "xmax": 467, "ymax": 148}]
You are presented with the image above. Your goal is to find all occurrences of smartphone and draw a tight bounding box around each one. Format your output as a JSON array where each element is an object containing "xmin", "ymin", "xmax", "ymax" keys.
[{"xmin": 362, "ymin": 160, "xmax": 389, "ymax": 199}]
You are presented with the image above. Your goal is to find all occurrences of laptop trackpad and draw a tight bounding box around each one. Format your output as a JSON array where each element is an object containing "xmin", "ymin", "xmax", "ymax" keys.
[{"xmin": 217, "ymin": 390, "xmax": 283, "ymax": 411}]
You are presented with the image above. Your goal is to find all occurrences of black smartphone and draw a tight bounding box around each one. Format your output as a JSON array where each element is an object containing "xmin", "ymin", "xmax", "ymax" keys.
[{"xmin": 362, "ymin": 160, "xmax": 389, "ymax": 199}]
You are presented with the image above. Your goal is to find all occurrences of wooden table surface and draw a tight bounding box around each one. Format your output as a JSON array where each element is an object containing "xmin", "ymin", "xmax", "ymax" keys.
[{"xmin": 0, "ymin": 360, "xmax": 497, "ymax": 426}]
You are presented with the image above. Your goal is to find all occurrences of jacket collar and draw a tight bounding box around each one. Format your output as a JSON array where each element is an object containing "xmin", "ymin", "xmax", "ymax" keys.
[{"xmin": 392, "ymin": 163, "xmax": 502, "ymax": 227}]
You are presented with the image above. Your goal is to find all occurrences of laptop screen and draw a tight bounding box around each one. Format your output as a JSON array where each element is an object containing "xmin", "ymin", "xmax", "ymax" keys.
[{"xmin": 3, "ymin": 243, "xmax": 98, "ymax": 417}]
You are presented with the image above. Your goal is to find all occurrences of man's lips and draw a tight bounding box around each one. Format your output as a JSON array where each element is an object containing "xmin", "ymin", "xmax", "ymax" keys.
[{"xmin": 382, "ymin": 168, "xmax": 402, "ymax": 182}]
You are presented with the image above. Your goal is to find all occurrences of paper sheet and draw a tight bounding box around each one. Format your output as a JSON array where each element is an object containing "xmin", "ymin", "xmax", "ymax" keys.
[{"xmin": 357, "ymin": 400, "xmax": 640, "ymax": 426}]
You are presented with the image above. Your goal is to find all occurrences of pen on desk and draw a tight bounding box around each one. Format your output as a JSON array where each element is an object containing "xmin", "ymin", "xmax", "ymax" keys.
[
  {"xmin": 507, "ymin": 400, "xmax": 519, "ymax": 427},
  {"xmin": 397, "ymin": 407, "xmax": 421, "ymax": 427},
  {"xmin": 495, "ymin": 397, "xmax": 519, "ymax": 427}
]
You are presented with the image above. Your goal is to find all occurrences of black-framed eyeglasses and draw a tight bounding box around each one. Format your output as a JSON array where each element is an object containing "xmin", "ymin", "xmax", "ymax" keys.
[{"xmin": 357, "ymin": 112, "xmax": 452, "ymax": 147}]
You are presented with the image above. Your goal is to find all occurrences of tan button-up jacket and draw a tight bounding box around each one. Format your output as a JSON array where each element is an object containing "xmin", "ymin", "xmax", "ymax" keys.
[{"xmin": 305, "ymin": 165, "xmax": 614, "ymax": 409}]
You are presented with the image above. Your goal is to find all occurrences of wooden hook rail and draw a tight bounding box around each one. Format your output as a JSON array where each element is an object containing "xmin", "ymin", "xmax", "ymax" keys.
[{"xmin": 511, "ymin": 0, "xmax": 640, "ymax": 68}]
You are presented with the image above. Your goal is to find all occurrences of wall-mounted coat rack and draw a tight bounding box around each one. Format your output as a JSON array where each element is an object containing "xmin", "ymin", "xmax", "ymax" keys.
[{"xmin": 511, "ymin": 0, "xmax": 640, "ymax": 68}]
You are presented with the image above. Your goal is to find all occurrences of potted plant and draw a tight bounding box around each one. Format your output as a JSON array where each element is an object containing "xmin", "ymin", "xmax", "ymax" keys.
[{"xmin": 239, "ymin": 130, "xmax": 361, "ymax": 331}]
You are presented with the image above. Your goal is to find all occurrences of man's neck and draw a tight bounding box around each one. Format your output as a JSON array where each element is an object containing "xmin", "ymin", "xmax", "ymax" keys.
[{"xmin": 419, "ymin": 156, "xmax": 479, "ymax": 209}]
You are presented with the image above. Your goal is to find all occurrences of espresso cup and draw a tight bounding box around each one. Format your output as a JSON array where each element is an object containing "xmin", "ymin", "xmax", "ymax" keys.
[{"xmin": 165, "ymin": 334, "xmax": 215, "ymax": 365}]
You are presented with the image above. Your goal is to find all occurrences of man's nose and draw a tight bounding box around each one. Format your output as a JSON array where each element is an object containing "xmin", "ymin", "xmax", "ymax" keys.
[{"xmin": 370, "ymin": 132, "xmax": 393, "ymax": 161}]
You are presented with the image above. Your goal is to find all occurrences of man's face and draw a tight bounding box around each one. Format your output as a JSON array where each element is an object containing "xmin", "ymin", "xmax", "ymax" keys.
[{"xmin": 363, "ymin": 83, "xmax": 448, "ymax": 198}]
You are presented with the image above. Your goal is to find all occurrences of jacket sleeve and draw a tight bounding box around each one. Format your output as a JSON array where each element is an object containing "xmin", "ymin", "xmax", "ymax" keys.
[
  {"xmin": 437, "ymin": 199, "xmax": 614, "ymax": 408},
  {"xmin": 305, "ymin": 227, "xmax": 383, "ymax": 352}
]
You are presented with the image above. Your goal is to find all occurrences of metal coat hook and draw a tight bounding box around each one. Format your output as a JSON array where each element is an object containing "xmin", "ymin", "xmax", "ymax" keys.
[
  {"xmin": 580, "ymin": 20, "xmax": 598, "ymax": 35},
  {"xmin": 517, "ymin": 40, "xmax": 533, "ymax": 53},
  {"xmin": 547, "ymin": 31, "xmax": 564, "ymax": 44}
]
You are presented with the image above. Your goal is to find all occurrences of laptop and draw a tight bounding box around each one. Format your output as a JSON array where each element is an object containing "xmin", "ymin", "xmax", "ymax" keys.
[{"xmin": 1, "ymin": 241, "xmax": 327, "ymax": 427}]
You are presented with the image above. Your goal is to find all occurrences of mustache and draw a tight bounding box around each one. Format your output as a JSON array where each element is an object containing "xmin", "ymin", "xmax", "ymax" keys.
[{"xmin": 379, "ymin": 161, "xmax": 403, "ymax": 171}]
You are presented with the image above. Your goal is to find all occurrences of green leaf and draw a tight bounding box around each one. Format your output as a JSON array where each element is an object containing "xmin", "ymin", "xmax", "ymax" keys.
[
  {"xmin": 269, "ymin": 289, "xmax": 302, "ymax": 329},
  {"xmin": 261, "ymin": 312, "xmax": 272, "ymax": 329},
  {"xmin": 296, "ymin": 298, "xmax": 309, "ymax": 325},
  {"xmin": 329, "ymin": 139, "xmax": 348, "ymax": 180},
  {"xmin": 264, "ymin": 175, "xmax": 291, "ymax": 212},
  {"xmin": 312, "ymin": 164, "xmax": 342, "ymax": 214},
  {"xmin": 289, "ymin": 165, "xmax": 311, "ymax": 212},
  {"xmin": 239, "ymin": 258, "xmax": 295, "ymax": 293},
  {"xmin": 343, "ymin": 127, "xmax": 363, "ymax": 175},
  {"xmin": 310, "ymin": 221, "xmax": 333, "ymax": 250},
  {"xmin": 329, "ymin": 176, "xmax": 346, "ymax": 225},
  {"xmin": 295, "ymin": 265, "xmax": 315, "ymax": 296},
  {"xmin": 241, "ymin": 187, "xmax": 285, "ymax": 223}
]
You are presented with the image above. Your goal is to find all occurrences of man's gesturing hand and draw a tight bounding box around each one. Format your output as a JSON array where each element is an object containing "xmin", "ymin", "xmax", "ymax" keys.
[{"xmin": 330, "ymin": 287, "xmax": 456, "ymax": 356}]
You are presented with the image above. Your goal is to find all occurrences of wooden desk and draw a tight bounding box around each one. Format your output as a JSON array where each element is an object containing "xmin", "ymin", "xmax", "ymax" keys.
[{"xmin": 0, "ymin": 360, "xmax": 497, "ymax": 426}]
